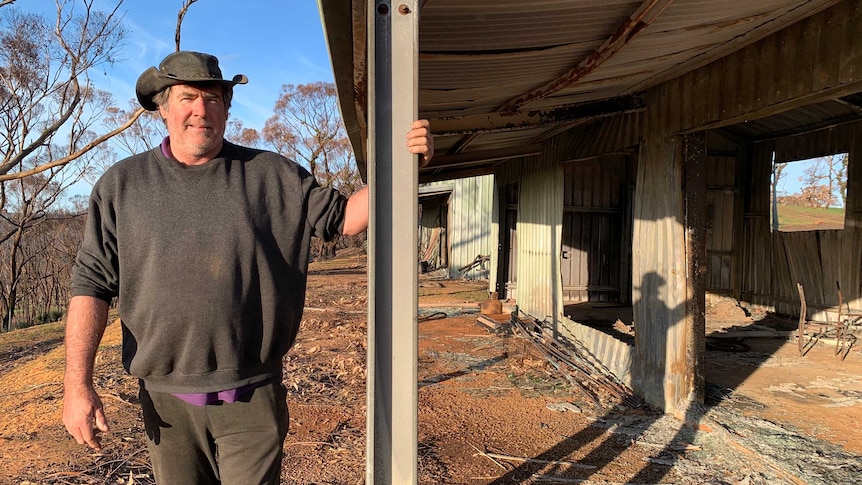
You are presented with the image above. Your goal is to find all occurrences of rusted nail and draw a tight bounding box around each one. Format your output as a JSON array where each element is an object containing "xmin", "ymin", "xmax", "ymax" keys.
[{"xmin": 398, "ymin": 4, "xmax": 411, "ymax": 14}]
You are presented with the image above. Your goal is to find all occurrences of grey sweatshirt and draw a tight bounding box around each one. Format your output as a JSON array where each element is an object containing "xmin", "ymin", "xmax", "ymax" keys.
[{"xmin": 71, "ymin": 141, "xmax": 347, "ymax": 393}]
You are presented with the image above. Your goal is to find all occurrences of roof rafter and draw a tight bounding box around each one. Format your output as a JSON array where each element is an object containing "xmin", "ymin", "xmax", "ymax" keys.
[
  {"xmin": 424, "ymin": 145, "xmax": 543, "ymax": 170},
  {"xmin": 431, "ymin": 95, "xmax": 645, "ymax": 136}
]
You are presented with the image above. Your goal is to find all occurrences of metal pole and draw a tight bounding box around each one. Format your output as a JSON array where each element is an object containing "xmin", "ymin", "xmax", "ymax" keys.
[{"xmin": 367, "ymin": 1, "xmax": 419, "ymax": 484}]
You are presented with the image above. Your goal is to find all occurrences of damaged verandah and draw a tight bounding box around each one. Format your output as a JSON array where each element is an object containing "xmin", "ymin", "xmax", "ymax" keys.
[{"xmin": 318, "ymin": 2, "xmax": 862, "ymax": 476}]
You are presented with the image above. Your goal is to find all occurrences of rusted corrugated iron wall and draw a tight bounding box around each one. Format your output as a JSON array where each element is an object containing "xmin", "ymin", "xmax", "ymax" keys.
[
  {"xmin": 493, "ymin": 158, "xmax": 526, "ymax": 299},
  {"xmin": 613, "ymin": 1, "xmax": 862, "ymax": 412},
  {"xmin": 664, "ymin": 1, "xmax": 862, "ymax": 135},
  {"xmin": 516, "ymin": 154, "xmax": 563, "ymax": 324},
  {"xmin": 484, "ymin": 1, "xmax": 862, "ymax": 413},
  {"xmin": 848, "ymin": 130, "xmax": 862, "ymax": 309},
  {"xmin": 704, "ymin": 135, "xmax": 739, "ymax": 300},
  {"xmin": 560, "ymin": 316, "xmax": 634, "ymax": 387},
  {"xmin": 560, "ymin": 156, "xmax": 629, "ymax": 303},
  {"xmin": 551, "ymin": 113, "xmax": 641, "ymax": 304},
  {"xmin": 740, "ymin": 143, "xmax": 776, "ymax": 311},
  {"xmin": 655, "ymin": 1, "xmax": 862, "ymax": 321},
  {"xmin": 742, "ymin": 121, "xmax": 862, "ymax": 318},
  {"xmin": 551, "ymin": 112, "xmax": 641, "ymax": 160},
  {"xmin": 420, "ymin": 176, "xmax": 495, "ymax": 280},
  {"xmin": 445, "ymin": 175, "xmax": 495, "ymax": 280},
  {"xmin": 631, "ymin": 116, "xmax": 689, "ymax": 412}
]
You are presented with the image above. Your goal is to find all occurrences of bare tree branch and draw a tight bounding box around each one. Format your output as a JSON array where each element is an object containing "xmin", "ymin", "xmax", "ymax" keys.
[
  {"xmin": 0, "ymin": 89, "xmax": 82, "ymax": 176},
  {"xmin": 0, "ymin": 1, "xmax": 129, "ymax": 181},
  {"xmin": 0, "ymin": 109, "xmax": 145, "ymax": 182},
  {"xmin": 0, "ymin": 0, "xmax": 17, "ymax": 7},
  {"xmin": 175, "ymin": 0, "xmax": 199, "ymax": 51}
]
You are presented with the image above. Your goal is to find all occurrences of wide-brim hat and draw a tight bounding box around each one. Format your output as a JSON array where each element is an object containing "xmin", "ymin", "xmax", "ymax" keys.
[{"xmin": 135, "ymin": 51, "xmax": 248, "ymax": 111}]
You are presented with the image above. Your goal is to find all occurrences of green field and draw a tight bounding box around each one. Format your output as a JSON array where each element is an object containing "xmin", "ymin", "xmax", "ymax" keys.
[{"xmin": 776, "ymin": 204, "xmax": 845, "ymax": 231}]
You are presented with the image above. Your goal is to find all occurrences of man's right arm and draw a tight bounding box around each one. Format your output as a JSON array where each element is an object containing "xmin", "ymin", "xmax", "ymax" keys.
[{"xmin": 62, "ymin": 295, "xmax": 110, "ymax": 450}]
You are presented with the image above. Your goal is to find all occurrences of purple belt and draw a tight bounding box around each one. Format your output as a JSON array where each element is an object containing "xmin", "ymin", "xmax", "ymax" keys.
[{"xmin": 173, "ymin": 376, "xmax": 280, "ymax": 406}]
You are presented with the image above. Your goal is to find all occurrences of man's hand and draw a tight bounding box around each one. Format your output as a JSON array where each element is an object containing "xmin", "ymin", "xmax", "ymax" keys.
[
  {"xmin": 62, "ymin": 295, "xmax": 109, "ymax": 449},
  {"xmin": 63, "ymin": 384, "xmax": 110, "ymax": 450},
  {"xmin": 406, "ymin": 119, "xmax": 434, "ymax": 167}
]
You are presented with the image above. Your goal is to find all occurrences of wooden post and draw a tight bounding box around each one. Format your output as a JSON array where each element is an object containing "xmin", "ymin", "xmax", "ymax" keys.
[{"xmin": 683, "ymin": 133, "xmax": 707, "ymax": 404}]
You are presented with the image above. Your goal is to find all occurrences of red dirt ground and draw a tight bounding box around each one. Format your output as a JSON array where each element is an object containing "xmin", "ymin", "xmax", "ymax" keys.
[{"xmin": 1, "ymin": 250, "xmax": 860, "ymax": 484}]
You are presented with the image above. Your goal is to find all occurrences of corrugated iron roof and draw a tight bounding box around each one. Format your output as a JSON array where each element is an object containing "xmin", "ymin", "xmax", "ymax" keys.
[{"xmin": 319, "ymin": 0, "xmax": 855, "ymax": 182}]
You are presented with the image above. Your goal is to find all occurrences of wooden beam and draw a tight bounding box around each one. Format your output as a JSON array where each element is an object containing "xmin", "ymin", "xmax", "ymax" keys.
[{"xmin": 683, "ymin": 133, "xmax": 707, "ymax": 405}]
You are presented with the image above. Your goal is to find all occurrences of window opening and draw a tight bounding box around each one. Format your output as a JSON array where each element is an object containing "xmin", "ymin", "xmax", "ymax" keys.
[{"xmin": 771, "ymin": 152, "xmax": 848, "ymax": 232}]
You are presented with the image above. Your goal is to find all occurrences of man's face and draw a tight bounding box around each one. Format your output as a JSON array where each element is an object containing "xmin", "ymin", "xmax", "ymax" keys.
[{"xmin": 159, "ymin": 83, "xmax": 228, "ymax": 165}]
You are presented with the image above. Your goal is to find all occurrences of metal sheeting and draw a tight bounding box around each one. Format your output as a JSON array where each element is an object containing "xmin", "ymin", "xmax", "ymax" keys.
[
  {"xmin": 705, "ymin": 153, "xmax": 737, "ymax": 294},
  {"xmin": 741, "ymin": 122, "xmax": 862, "ymax": 318},
  {"xmin": 447, "ymin": 175, "xmax": 494, "ymax": 280},
  {"xmin": 559, "ymin": 316, "xmax": 634, "ymax": 386},
  {"xmin": 516, "ymin": 155, "xmax": 564, "ymax": 324},
  {"xmin": 724, "ymin": 100, "xmax": 862, "ymax": 144},
  {"xmin": 549, "ymin": 112, "xmax": 641, "ymax": 161},
  {"xmin": 631, "ymin": 124, "xmax": 689, "ymax": 411},
  {"xmin": 417, "ymin": 0, "xmax": 837, "ymax": 119},
  {"xmin": 322, "ymin": 0, "xmax": 852, "ymax": 178},
  {"xmin": 771, "ymin": 120, "xmax": 862, "ymax": 163},
  {"xmin": 423, "ymin": 175, "xmax": 496, "ymax": 280},
  {"xmin": 661, "ymin": 2, "xmax": 862, "ymax": 134},
  {"xmin": 419, "ymin": 1, "xmax": 637, "ymax": 53},
  {"xmin": 740, "ymin": 144, "xmax": 776, "ymax": 310}
]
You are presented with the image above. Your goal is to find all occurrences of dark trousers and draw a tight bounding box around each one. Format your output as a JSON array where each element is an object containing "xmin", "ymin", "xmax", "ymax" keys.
[{"xmin": 139, "ymin": 381, "xmax": 289, "ymax": 485}]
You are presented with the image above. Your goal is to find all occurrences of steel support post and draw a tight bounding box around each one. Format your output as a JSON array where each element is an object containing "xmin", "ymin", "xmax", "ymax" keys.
[{"xmin": 366, "ymin": 1, "xmax": 419, "ymax": 484}]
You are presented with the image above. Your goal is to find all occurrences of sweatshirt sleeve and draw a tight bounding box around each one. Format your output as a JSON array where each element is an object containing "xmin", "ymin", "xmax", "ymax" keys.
[
  {"xmin": 304, "ymin": 176, "xmax": 348, "ymax": 242},
  {"xmin": 70, "ymin": 186, "xmax": 119, "ymax": 303}
]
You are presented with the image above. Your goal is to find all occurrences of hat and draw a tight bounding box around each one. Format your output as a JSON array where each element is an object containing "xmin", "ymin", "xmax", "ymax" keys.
[{"xmin": 135, "ymin": 51, "xmax": 248, "ymax": 111}]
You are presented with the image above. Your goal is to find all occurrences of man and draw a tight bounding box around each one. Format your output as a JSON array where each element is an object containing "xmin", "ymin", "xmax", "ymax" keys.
[{"xmin": 62, "ymin": 51, "xmax": 433, "ymax": 484}]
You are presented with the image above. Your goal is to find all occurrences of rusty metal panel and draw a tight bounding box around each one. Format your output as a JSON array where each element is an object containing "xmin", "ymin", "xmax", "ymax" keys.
[
  {"xmin": 771, "ymin": 120, "xmax": 862, "ymax": 163},
  {"xmin": 560, "ymin": 156, "xmax": 628, "ymax": 303},
  {"xmin": 516, "ymin": 156, "xmax": 563, "ymax": 324},
  {"xmin": 739, "ymin": 121, "xmax": 862, "ymax": 317},
  {"xmin": 739, "ymin": 124, "xmax": 862, "ymax": 318},
  {"xmin": 560, "ymin": 316, "xmax": 634, "ymax": 386},
  {"xmin": 631, "ymin": 127, "xmax": 689, "ymax": 412},
  {"xmin": 324, "ymin": 0, "xmax": 850, "ymax": 178},
  {"xmin": 741, "ymin": 215, "xmax": 774, "ymax": 307},
  {"xmin": 740, "ymin": 143, "xmax": 775, "ymax": 307},
  {"xmin": 550, "ymin": 112, "xmax": 642, "ymax": 162},
  {"xmin": 658, "ymin": 1, "xmax": 862, "ymax": 134},
  {"xmin": 705, "ymin": 154, "xmax": 737, "ymax": 294}
]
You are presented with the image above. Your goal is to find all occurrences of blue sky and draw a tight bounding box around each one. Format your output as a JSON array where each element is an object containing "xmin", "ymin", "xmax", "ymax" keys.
[{"xmin": 21, "ymin": 0, "xmax": 334, "ymax": 131}]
